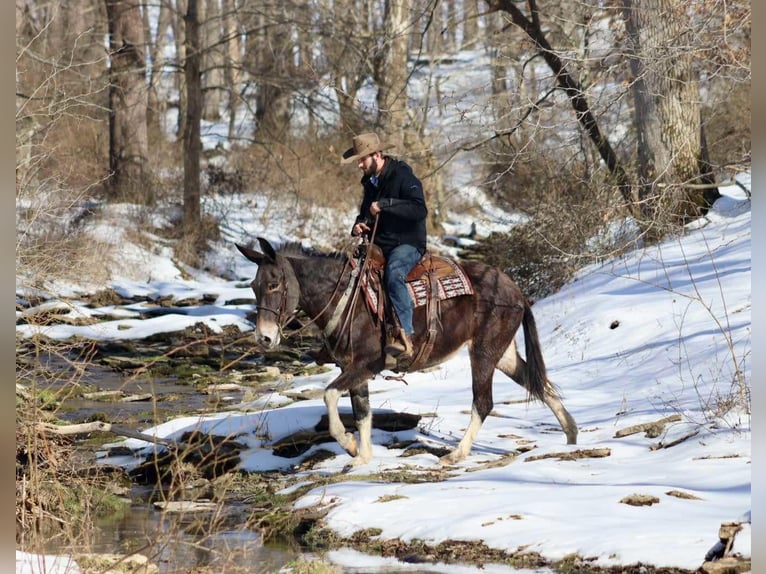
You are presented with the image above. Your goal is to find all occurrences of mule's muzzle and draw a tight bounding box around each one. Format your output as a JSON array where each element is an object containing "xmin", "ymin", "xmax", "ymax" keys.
[{"xmin": 255, "ymin": 320, "xmax": 281, "ymax": 349}]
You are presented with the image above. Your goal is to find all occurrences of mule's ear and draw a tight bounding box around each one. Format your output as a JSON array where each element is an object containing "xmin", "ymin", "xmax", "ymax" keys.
[
  {"xmin": 257, "ymin": 237, "xmax": 278, "ymax": 262},
  {"xmin": 235, "ymin": 243, "xmax": 264, "ymax": 264}
]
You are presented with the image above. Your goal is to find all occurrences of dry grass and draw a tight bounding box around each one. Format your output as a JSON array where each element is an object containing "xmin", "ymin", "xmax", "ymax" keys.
[{"xmin": 222, "ymin": 137, "xmax": 358, "ymax": 211}]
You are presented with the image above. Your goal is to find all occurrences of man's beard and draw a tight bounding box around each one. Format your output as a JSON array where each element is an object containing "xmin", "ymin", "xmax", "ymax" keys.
[{"xmin": 366, "ymin": 157, "xmax": 379, "ymax": 177}]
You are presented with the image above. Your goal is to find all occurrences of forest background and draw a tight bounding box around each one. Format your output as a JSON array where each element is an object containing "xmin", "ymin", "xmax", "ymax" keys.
[
  {"xmin": 16, "ymin": 0, "xmax": 751, "ymax": 291},
  {"xmin": 14, "ymin": 0, "xmax": 753, "ymax": 570}
]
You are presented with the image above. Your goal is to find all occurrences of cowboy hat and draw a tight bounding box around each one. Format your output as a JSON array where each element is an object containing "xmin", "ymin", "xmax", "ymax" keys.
[{"xmin": 340, "ymin": 132, "xmax": 396, "ymax": 165}]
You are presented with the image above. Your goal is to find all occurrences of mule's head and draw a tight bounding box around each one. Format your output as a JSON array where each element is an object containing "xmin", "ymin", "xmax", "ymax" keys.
[{"xmin": 235, "ymin": 237, "xmax": 300, "ymax": 349}]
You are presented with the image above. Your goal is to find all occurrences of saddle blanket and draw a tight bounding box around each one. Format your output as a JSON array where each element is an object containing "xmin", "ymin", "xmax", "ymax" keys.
[
  {"xmin": 361, "ymin": 254, "xmax": 474, "ymax": 312},
  {"xmin": 408, "ymin": 256, "xmax": 474, "ymax": 307}
]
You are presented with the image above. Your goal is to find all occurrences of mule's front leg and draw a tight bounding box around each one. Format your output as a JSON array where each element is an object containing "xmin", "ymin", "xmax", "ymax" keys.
[
  {"xmin": 324, "ymin": 388, "xmax": 358, "ymax": 457},
  {"xmin": 349, "ymin": 383, "xmax": 372, "ymax": 465}
]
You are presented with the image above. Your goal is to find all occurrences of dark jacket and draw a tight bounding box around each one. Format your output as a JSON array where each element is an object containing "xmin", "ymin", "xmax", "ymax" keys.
[{"xmin": 353, "ymin": 157, "xmax": 428, "ymax": 257}]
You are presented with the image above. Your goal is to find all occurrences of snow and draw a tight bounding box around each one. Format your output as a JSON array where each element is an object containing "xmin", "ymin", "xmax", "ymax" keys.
[
  {"xmin": 16, "ymin": 552, "xmax": 81, "ymax": 574},
  {"xmin": 16, "ymin": 175, "xmax": 751, "ymax": 572}
]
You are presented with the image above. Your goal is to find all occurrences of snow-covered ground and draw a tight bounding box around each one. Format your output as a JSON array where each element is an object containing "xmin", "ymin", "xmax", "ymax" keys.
[{"xmin": 17, "ymin": 174, "xmax": 751, "ymax": 573}]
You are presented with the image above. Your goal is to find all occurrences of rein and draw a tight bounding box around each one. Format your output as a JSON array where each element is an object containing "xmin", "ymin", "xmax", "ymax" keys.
[
  {"xmin": 334, "ymin": 215, "xmax": 380, "ymax": 338},
  {"xmin": 264, "ymin": 216, "xmax": 380, "ymax": 361},
  {"xmin": 323, "ymin": 215, "xmax": 381, "ymax": 358},
  {"xmin": 274, "ymin": 257, "xmax": 354, "ymax": 340}
]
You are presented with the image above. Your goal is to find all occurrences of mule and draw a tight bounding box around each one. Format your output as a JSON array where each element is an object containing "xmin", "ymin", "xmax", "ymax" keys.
[{"xmin": 236, "ymin": 237, "xmax": 577, "ymax": 466}]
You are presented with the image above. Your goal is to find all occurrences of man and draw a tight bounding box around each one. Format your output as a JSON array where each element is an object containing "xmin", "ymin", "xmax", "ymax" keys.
[{"xmin": 341, "ymin": 132, "xmax": 428, "ymax": 361}]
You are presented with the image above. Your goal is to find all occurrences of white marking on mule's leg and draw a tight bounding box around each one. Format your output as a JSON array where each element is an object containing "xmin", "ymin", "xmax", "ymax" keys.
[
  {"xmin": 496, "ymin": 339, "xmax": 519, "ymax": 375},
  {"xmin": 348, "ymin": 411, "xmax": 373, "ymax": 466},
  {"xmin": 543, "ymin": 392, "xmax": 578, "ymax": 444},
  {"xmin": 440, "ymin": 405, "xmax": 483, "ymax": 465},
  {"xmin": 498, "ymin": 340, "xmax": 578, "ymax": 444},
  {"xmin": 324, "ymin": 388, "xmax": 358, "ymax": 456}
]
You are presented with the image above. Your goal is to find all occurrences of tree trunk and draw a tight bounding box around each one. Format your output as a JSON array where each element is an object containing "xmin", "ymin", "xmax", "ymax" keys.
[
  {"xmin": 183, "ymin": 0, "xmax": 202, "ymax": 230},
  {"xmin": 253, "ymin": 4, "xmax": 292, "ymax": 142},
  {"xmin": 328, "ymin": 1, "xmax": 370, "ymax": 135},
  {"xmin": 462, "ymin": 0, "xmax": 481, "ymax": 47},
  {"xmin": 621, "ymin": 0, "xmax": 719, "ymax": 226},
  {"xmin": 377, "ymin": 0, "xmax": 410, "ymax": 135},
  {"xmin": 201, "ymin": 0, "xmax": 224, "ymax": 120},
  {"xmin": 377, "ymin": 0, "xmax": 445, "ymax": 232},
  {"xmin": 105, "ymin": 0, "xmax": 151, "ymax": 202},
  {"xmin": 175, "ymin": 0, "xmax": 189, "ymax": 139},
  {"xmin": 222, "ymin": 0, "xmax": 242, "ymax": 141},
  {"xmin": 144, "ymin": 0, "xmax": 173, "ymax": 138}
]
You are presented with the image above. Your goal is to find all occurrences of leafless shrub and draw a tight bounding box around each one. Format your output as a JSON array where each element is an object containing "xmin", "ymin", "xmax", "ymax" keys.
[
  {"xmin": 463, "ymin": 150, "xmax": 629, "ymax": 300},
  {"xmin": 222, "ymin": 137, "xmax": 357, "ymax": 209},
  {"xmin": 702, "ymin": 81, "xmax": 751, "ymax": 173},
  {"xmin": 171, "ymin": 213, "xmax": 223, "ymax": 269}
]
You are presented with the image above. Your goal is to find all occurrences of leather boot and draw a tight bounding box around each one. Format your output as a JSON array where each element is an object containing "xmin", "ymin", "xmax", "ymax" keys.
[{"xmin": 385, "ymin": 331, "xmax": 414, "ymax": 359}]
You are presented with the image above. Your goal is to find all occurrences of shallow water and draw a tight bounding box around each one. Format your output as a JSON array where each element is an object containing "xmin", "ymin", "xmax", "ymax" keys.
[{"xmin": 38, "ymin": 495, "xmax": 299, "ymax": 574}]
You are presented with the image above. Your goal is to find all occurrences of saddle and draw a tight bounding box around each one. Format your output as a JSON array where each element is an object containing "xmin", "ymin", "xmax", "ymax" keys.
[{"xmin": 358, "ymin": 245, "xmax": 474, "ymax": 369}]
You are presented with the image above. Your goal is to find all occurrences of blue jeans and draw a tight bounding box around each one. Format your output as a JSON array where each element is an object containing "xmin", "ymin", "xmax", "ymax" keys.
[{"xmin": 384, "ymin": 244, "xmax": 422, "ymax": 336}]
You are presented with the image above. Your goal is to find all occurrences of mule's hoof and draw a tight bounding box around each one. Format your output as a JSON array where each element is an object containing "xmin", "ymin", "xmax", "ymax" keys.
[
  {"xmin": 343, "ymin": 434, "xmax": 358, "ymax": 457},
  {"xmin": 349, "ymin": 455, "xmax": 372, "ymax": 467},
  {"xmin": 438, "ymin": 451, "xmax": 462, "ymax": 466},
  {"xmin": 341, "ymin": 456, "xmax": 372, "ymax": 473}
]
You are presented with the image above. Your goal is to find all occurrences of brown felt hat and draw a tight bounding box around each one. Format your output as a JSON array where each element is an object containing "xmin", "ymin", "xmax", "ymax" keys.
[{"xmin": 340, "ymin": 132, "xmax": 396, "ymax": 165}]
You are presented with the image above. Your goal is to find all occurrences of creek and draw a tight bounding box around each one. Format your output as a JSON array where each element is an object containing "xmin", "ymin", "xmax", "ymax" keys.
[
  {"xmin": 18, "ymin": 334, "xmax": 551, "ymax": 574},
  {"xmin": 72, "ymin": 490, "xmax": 297, "ymax": 573},
  {"xmin": 17, "ymin": 333, "xmax": 320, "ymax": 573}
]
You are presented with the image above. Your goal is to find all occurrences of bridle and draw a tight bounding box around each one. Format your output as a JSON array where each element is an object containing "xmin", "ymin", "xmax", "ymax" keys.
[
  {"xmin": 255, "ymin": 215, "xmax": 380, "ymax": 351},
  {"xmin": 254, "ymin": 252, "xmax": 355, "ymax": 342},
  {"xmin": 252, "ymin": 264, "xmax": 296, "ymax": 337}
]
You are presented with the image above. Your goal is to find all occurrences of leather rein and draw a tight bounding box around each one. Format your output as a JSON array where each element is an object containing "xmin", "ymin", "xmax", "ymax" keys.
[{"xmin": 265, "ymin": 215, "xmax": 380, "ymax": 350}]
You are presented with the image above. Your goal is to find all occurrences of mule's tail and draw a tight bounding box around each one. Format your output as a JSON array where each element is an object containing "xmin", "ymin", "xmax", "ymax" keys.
[{"xmin": 521, "ymin": 302, "xmax": 553, "ymax": 403}]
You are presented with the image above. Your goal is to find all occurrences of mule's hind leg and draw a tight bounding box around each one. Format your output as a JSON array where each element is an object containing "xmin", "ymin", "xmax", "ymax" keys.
[
  {"xmin": 441, "ymin": 352, "xmax": 496, "ymax": 465},
  {"xmin": 497, "ymin": 340, "xmax": 578, "ymax": 444}
]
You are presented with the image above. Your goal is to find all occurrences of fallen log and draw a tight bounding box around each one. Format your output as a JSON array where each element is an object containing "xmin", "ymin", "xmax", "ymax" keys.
[
  {"xmin": 524, "ymin": 448, "xmax": 611, "ymax": 462},
  {"xmin": 36, "ymin": 421, "xmax": 178, "ymax": 449},
  {"xmin": 614, "ymin": 414, "xmax": 682, "ymax": 438},
  {"xmin": 314, "ymin": 411, "xmax": 421, "ymax": 433}
]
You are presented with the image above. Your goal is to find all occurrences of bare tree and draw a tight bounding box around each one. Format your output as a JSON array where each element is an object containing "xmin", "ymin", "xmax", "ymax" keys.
[
  {"xmin": 486, "ymin": 0, "xmax": 632, "ymax": 207},
  {"xmin": 621, "ymin": 0, "xmax": 719, "ymax": 227},
  {"xmin": 105, "ymin": 0, "xmax": 151, "ymax": 202},
  {"xmin": 201, "ymin": 0, "xmax": 225, "ymax": 120},
  {"xmin": 175, "ymin": 0, "xmax": 189, "ymax": 138},
  {"xmin": 183, "ymin": 0, "xmax": 202, "ymax": 230},
  {"xmin": 324, "ymin": 1, "xmax": 375, "ymax": 134},
  {"xmin": 221, "ymin": 0, "xmax": 243, "ymax": 140},
  {"xmin": 249, "ymin": 1, "xmax": 292, "ymax": 141},
  {"xmin": 376, "ymin": 0, "xmax": 409, "ymax": 136},
  {"xmin": 142, "ymin": 0, "xmax": 173, "ymax": 137},
  {"xmin": 376, "ymin": 0, "xmax": 447, "ymax": 232},
  {"xmin": 462, "ymin": 0, "xmax": 482, "ymax": 46},
  {"xmin": 486, "ymin": 0, "xmax": 722, "ymax": 230}
]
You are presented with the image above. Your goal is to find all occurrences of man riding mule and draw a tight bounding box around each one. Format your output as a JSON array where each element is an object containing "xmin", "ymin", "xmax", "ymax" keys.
[
  {"xmin": 342, "ymin": 132, "xmax": 427, "ymax": 362},
  {"xmin": 235, "ymin": 236, "xmax": 578, "ymax": 467}
]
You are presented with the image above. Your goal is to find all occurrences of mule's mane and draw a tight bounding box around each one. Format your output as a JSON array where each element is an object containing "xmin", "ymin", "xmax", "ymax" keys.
[{"xmin": 276, "ymin": 241, "xmax": 348, "ymax": 262}]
